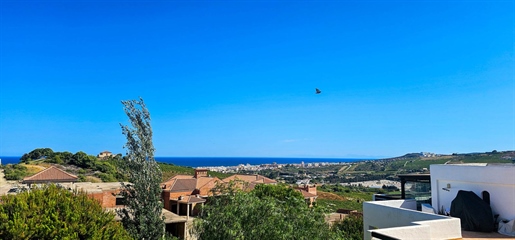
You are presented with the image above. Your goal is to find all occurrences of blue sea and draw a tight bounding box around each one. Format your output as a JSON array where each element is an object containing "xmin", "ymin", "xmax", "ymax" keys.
[{"xmin": 0, "ymin": 156, "xmax": 372, "ymax": 167}]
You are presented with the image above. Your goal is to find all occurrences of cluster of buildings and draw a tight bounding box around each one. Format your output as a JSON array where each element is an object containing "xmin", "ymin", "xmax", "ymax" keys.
[
  {"xmin": 201, "ymin": 161, "xmax": 345, "ymax": 173},
  {"xmin": 5, "ymin": 166, "xmax": 318, "ymax": 239},
  {"xmin": 5, "ymin": 161, "xmax": 515, "ymax": 239},
  {"xmin": 419, "ymin": 152, "xmax": 439, "ymax": 158}
]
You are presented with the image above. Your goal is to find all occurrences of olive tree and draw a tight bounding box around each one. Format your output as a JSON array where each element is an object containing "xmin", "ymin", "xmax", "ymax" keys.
[{"xmin": 118, "ymin": 98, "xmax": 165, "ymax": 240}]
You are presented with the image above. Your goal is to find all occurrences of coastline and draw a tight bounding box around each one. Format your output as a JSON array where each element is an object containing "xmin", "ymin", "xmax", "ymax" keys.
[{"xmin": 0, "ymin": 156, "xmax": 375, "ymax": 168}]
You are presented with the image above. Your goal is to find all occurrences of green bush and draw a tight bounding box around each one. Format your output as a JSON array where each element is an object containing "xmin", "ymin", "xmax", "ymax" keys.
[
  {"xmin": 95, "ymin": 172, "xmax": 117, "ymax": 182},
  {"xmin": 0, "ymin": 184, "xmax": 132, "ymax": 240},
  {"xmin": 332, "ymin": 214, "xmax": 364, "ymax": 240},
  {"xmin": 3, "ymin": 164, "xmax": 29, "ymax": 180}
]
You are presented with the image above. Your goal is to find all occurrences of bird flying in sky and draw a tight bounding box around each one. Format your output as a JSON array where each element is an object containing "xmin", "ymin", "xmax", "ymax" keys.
[{"xmin": 315, "ymin": 88, "xmax": 321, "ymax": 94}]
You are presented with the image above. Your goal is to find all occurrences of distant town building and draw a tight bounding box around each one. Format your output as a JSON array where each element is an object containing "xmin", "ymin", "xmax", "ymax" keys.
[{"xmin": 295, "ymin": 184, "xmax": 318, "ymax": 207}]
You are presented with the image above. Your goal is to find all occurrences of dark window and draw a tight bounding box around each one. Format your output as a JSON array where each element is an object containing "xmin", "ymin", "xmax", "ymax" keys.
[{"xmin": 116, "ymin": 197, "xmax": 126, "ymax": 205}]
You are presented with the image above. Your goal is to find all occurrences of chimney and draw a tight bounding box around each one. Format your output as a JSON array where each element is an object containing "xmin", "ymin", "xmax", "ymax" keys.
[{"xmin": 194, "ymin": 169, "xmax": 208, "ymax": 178}]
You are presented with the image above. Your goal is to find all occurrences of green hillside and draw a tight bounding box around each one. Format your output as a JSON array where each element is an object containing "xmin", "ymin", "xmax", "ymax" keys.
[{"xmin": 3, "ymin": 148, "xmax": 230, "ymax": 182}]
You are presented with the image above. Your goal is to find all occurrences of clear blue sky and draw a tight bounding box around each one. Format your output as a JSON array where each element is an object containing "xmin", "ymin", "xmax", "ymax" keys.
[{"xmin": 0, "ymin": 0, "xmax": 513, "ymax": 158}]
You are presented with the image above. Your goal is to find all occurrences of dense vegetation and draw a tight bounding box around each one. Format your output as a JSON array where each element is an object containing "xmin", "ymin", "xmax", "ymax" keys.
[
  {"xmin": 0, "ymin": 185, "xmax": 131, "ymax": 240},
  {"xmin": 194, "ymin": 183, "xmax": 343, "ymax": 240},
  {"xmin": 2, "ymin": 164, "xmax": 29, "ymax": 180},
  {"xmin": 331, "ymin": 214, "xmax": 364, "ymax": 240},
  {"xmin": 316, "ymin": 184, "xmax": 380, "ymax": 212},
  {"xmin": 9, "ymin": 148, "xmax": 126, "ymax": 182},
  {"xmin": 7, "ymin": 148, "xmax": 229, "ymax": 183}
]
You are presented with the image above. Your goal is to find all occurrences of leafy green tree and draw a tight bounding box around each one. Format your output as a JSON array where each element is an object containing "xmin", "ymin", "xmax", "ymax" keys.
[
  {"xmin": 117, "ymin": 98, "xmax": 165, "ymax": 240},
  {"xmin": 193, "ymin": 184, "xmax": 337, "ymax": 240},
  {"xmin": 331, "ymin": 214, "xmax": 364, "ymax": 240},
  {"xmin": 59, "ymin": 151, "xmax": 74, "ymax": 164},
  {"xmin": 49, "ymin": 154, "xmax": 63, "ymax": 164},
  {"xmin": 72, "ymin": 151, "xmax": 96, "ymax": 168},
  {"xmin": 20, "ymin": 148, "xmax": 54, "ymax": 163},
  {"xmin": 0, "ymin": 184, "xmax": 131, "ymax": 240}
]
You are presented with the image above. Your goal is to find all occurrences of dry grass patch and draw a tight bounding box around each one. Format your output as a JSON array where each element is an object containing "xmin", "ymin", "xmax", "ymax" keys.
[
  {"xmin": 20, "ymin": 164, "xmax": 46, "ymax": 175},
  {"xmin": 85, "ymin": 176, "xmax": 102, "ymax": 183},
  {"xmin": 317, "ymin": 191, "xmax": 346, "ymax": 201}
]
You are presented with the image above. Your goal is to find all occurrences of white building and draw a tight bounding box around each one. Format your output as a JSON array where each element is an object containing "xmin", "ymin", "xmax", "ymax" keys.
[
  {"xmin": 363, "ymin": 163, "xmax": 515, "ymax": 240},
  {"xmin": 431, "ymin": 164, "xmax": 515, "ymax": 221}
]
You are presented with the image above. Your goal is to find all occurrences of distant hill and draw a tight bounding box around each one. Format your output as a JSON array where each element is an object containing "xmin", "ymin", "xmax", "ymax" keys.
[
  {"xmin": 385, "ymin": 150, "xmax": 514, "ymax": 163},
  {"xmin": 356, "ymin": 150, "xmax": 515, "ymax": 174}
]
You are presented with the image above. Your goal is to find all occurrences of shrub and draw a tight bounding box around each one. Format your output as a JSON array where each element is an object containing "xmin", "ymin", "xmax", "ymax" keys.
[
  {"xmin": 0, "ymin": 184, "xmax": 132, "ymax": 239},
  {"xmin": 3, "ymin": 164, "xmax": 29, "ymax": 180},
  {"xmin": 332, "ymin": 214, "xmax": 364, "ymax": 240}
]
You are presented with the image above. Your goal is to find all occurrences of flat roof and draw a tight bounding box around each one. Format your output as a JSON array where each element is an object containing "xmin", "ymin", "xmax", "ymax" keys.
[{"xmin": 397, "ymin": 174, "xmax": 431, "ymax": 182}]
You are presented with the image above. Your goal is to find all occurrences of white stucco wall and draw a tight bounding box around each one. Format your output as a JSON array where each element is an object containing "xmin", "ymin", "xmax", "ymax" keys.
[
  {"xmin": 430, "ymin": 164, "xmax": 515, "ymax": 220},
  {"xmin": 363, "ymin": 200, "xmax": 461, "ymax": 240}
]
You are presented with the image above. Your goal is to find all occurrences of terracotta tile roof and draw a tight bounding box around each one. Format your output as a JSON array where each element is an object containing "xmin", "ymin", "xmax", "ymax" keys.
[
  {"xmin": 170, "ymin": 179, "xmax": 197, "ymax": 192},
  {"xmin": 261, "ymin": 177, "xmax": 277, "ymax": 184},
  {"xmin": 195, "ymin": 177, "xmax": 214, "ymax": 189},
  {"xmin": 178, "ymin": 195, "xmax": 206, "ymax": 204},
  {"xmin": 222, "ymin": 174, "xmax": 277, "ymax": 184},
  {"xmin": 298, "ymin": 189, "xmax": 318, "ymax": 198},
  {"xmin": 23, "ymin": 166, "xmax": 78, "ymax": 183},
  {"xmin": 162, "ymin": 174, "xmax": 222, "ymax": 196},
  {"xmin": 161, "ymin": 175, "xmax": 195, "ymax": 189}
]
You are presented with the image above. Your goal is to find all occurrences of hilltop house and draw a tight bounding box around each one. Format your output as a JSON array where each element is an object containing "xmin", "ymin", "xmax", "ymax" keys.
[{"xmin": 97, "ymin": 151, "xmax": 113, "ymax": 159}]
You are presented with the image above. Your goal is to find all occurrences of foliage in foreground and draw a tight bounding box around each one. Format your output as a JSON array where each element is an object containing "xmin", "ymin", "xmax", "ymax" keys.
[
  {"xmin": 193, "ymin": 183, "xmax": 339, "ymax": 240},
  {"xmin": 0, "ymin": 185, "xmax": 131, "ymax": 240},
  {"xmin": 117, "ymin": 98, "xmax": 165, "ymax": 240},
  {"xmin": 332, "ymin": 214, "xmax": 364, "ymax": 240}
]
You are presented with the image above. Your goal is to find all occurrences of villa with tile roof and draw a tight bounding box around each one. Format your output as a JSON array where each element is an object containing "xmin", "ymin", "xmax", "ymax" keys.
[
  {"xmin": 22, "ymin": 166, "xmax": 78, "ymax": 185},
  {"xmin": 161, "ymin": 169, "xmax": 223, "ymax": 218},
  {"xmin": 20, "ymin": 167, "xmax": 189, "ymax": 239},
  {"xmin": 295, "ymin": 184, "xmax": 318, "ymax": 207}
]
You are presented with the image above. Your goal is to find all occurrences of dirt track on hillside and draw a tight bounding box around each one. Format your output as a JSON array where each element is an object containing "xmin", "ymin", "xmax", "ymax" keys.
[
  {"xmin": 0, "ymin": 169, "xmax": 8, "ymax": 185},
  {"xmin": 317, "ymin": 191, "xmax": 346, "ymax": 201}
]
